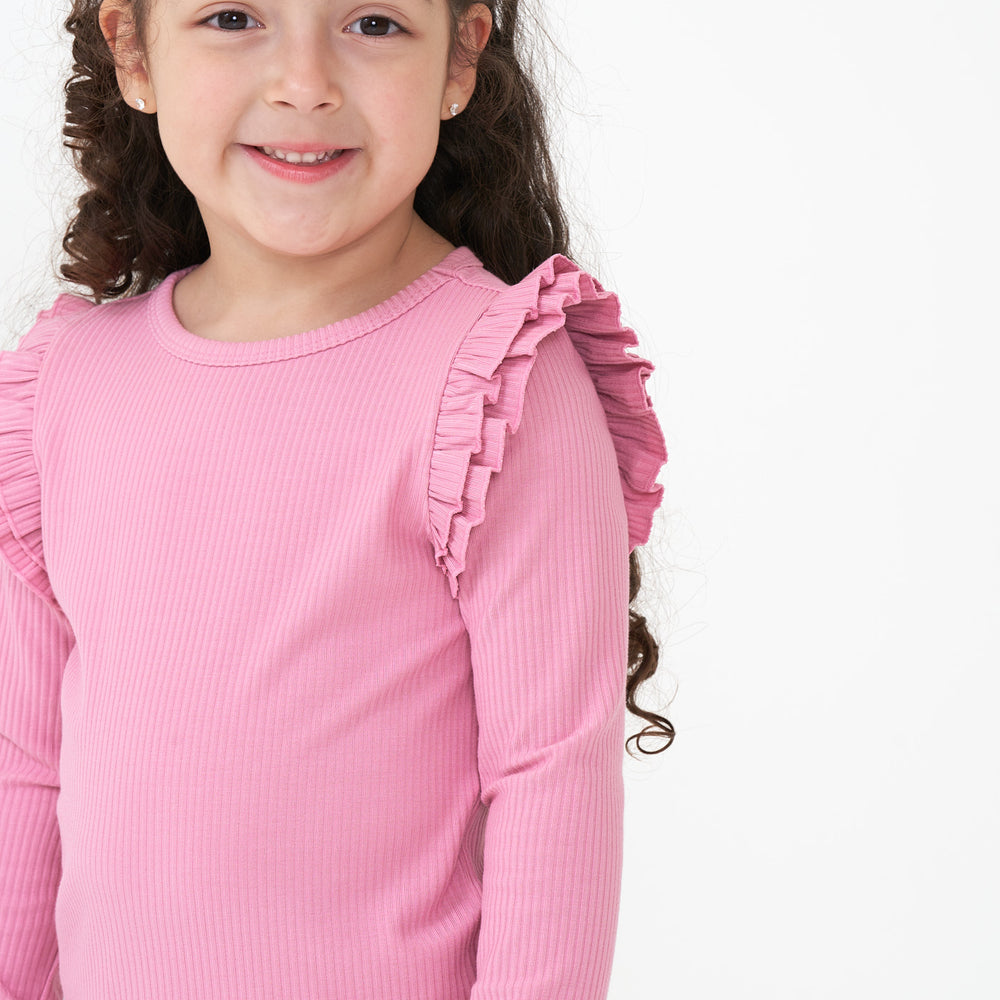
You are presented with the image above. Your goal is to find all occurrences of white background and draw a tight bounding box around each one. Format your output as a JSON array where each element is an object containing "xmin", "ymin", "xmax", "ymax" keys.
[{"xmin": 2, "ymin": 1, "xmax": 998, "ymax": 997}]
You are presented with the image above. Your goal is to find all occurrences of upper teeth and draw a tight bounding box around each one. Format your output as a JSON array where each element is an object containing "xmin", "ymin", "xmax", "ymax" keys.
[{"xmin": 260, "ymin": 146, "xmax": 342, "ymax": 164}]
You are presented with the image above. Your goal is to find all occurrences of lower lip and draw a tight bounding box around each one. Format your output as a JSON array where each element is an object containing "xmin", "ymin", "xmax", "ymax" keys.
[{"xmin": 241, "ymin": 144, "xmax": 357, "ymax": 184}]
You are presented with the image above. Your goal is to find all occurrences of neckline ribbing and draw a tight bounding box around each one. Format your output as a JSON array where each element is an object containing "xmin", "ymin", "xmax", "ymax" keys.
[{"xmin": 149, "ymin": 245, "xmax": 480, "ymax": 366}]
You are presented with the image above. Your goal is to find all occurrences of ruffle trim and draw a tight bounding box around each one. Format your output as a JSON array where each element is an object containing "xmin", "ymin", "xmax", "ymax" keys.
[
  {"xmin": 428, "ymin": 255, "xmax": 667, "ymax": 599},
  {"xmin": 0, "ymin": 294, "xmax": 93, "ymax": 602}
]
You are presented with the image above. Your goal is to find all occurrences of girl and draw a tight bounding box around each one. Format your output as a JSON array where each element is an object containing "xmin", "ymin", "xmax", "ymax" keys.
[{"xmin": 0, "ymin": 0, "xmax": 672, "ymax": 996}]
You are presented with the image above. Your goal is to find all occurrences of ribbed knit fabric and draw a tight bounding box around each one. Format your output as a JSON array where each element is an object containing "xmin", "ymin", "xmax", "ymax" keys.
[{"xmin": 0, "ymin": 246, "xmax": 667, "ymax": 1000}]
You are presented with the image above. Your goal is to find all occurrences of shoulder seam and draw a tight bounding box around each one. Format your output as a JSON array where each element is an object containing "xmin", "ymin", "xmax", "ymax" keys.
[
  {"xmin": 422, "ymin": 289, "xmax": 502, "ymax": 580},
  {"xmin": 26, "ymin": 298, "xmax": 95, "ymax": 607},
  {"xmin": 441, "ymin": 265, "xmax": 509, "ymax": 295},
  {"xmin": 31, "ymin": 300, "xmax": 94, "ymax": 499}
]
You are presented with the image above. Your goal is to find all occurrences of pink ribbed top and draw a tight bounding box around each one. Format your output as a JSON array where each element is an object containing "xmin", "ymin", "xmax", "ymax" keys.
[{"xmin": 0, "ymin": 247, "xmax": 666, "ymax": 1000}]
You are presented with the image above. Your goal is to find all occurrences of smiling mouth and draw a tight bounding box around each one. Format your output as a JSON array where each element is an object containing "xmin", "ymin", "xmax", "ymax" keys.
[{"xmin": 255, "ymin": 146, "xmax": 345, "ymax": 164}]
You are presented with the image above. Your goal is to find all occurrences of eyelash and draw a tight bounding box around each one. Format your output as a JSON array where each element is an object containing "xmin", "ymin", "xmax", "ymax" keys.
[
  {"xmin": 344, "ymin": 16, "xmax": 407, "ymax": 37},
  {"xmin": 200, "ymin": 11, "xmax": 408, "ymax": 36},
  {"xmin": 202, "ymin": 10, "xmax": 264, "ymax": 31}
]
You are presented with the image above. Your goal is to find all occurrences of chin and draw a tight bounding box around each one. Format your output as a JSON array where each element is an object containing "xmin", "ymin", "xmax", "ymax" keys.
[{"xmin": 255, "ymin": 236, "xmax": 349, "ymax": 260}]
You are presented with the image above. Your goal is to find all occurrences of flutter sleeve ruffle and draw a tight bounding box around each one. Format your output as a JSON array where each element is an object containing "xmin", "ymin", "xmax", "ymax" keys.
[
  {"xmin": 428, "ymin": 253, "xmax": 668, "ymax": 598},
  {"xmin": 0, "ymin": 294, "xmax": 93, "ymax": 604}
]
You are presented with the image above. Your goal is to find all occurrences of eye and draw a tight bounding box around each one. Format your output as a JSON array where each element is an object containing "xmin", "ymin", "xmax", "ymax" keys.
[
  {"xmin": 203, "ymin": 10, "xmax": 263, "ymax": 31},
  {"xmin": 345, "ymin": 15, "xmax": 405, "ymax": 37}
]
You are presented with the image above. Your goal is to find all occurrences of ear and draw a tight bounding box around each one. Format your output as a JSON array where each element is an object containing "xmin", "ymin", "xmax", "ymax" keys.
[
  {"xmin": 441, "ymin": 3, "xmax": 492, "ymax": 120},
  {"xmin": 99, "ymin": 0, "xmax": 157, "ymax": 113}
]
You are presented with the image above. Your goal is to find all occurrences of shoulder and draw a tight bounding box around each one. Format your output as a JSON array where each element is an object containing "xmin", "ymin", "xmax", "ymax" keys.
[
  {"xmin": 0, "ymin": 294, "xmax": 94, "ymax": 601},
  {"xmin": 7, "ymin": 281, "xmax": 165, "ymax": 376},
  {"xmin": 427, "ymin": 251, "xmax": 668, "ymax": 598},
  {"xmin": 12, "ymin": 292, "xmax": 96, "ymax": 355},
  {"xmin": 0, "ymin": 284, "xmax": 159, "ymax": 604}
]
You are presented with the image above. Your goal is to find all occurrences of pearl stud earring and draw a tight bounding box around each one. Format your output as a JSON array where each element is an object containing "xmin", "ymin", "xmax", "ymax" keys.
[
  {"xmin": 449, "ymin": 103, "xmax": 459, "ymax": 117},
  {"xmin": 135, "ymin": 98, "xmax": 146, "ymax": 111}
]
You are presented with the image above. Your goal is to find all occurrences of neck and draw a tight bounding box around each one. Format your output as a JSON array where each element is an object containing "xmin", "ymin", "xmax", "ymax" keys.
[{"xmin": 171, "ymin": 213, "xmax": 454, "ymax": 344}]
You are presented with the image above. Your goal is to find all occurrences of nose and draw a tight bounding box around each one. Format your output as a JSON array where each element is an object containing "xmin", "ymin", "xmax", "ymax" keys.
[{"xmin": 265, "ymin": 27, "xmax": 342, "ymax": 112}]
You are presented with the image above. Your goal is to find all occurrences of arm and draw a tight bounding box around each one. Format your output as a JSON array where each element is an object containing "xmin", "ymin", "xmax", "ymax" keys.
[
  {"xmin": 0, "ymin": 557, "xmax": 74, "ymax": 999},
  {"xmin": 457, "ymin": 327, "xmax": 630, "ymax": 1000}
]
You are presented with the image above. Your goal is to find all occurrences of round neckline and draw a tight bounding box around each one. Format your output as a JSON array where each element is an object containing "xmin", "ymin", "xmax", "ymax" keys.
[{"xmin": 149, "ymin": 245, "xmax": 481, "ymax": 366}]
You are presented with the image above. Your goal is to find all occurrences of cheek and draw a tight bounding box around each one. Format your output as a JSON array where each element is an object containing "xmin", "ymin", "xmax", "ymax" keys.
[
  {"xmin": 154, "ymin": 78, "xmax": 236, "ymax": 157},
  {"xmin": 377, "ymin": 110, "xmax": 441, "ymax": 177},
  {"xmin": 150, "ymin": 57, "xmax": 235, "ymax": 122},
  {"xmin": 153, "ymin": 112, "xmax": 227, "ymax": 202},
  {"xmin": 369, "ymin": 50, "xmax": 449, "ymax": 109},
  {"xmin": 367, "ymin": 63, "xmax": 447, "ymax": 141}
]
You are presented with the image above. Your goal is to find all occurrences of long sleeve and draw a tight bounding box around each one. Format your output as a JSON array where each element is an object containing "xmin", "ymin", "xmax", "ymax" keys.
[
  {"xmin": 458, "ymin": 328, "xmax": 630, "ymax": 997},
  {"xmin": 426, "ymin": 256, "xmax": 667, "ymax": 999},
  {"xmin": 0, "ymin": 559, "xmax": 73, "ymax": 1000},
  {"xmin": 0, "ymin": 299, "xmax": 85, "ymax": 1000}
]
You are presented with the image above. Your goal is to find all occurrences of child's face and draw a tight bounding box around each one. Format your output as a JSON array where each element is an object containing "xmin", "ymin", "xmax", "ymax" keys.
[{"xmin": 105, "ymin": 0, "xmax": 486, "ymax": 263}]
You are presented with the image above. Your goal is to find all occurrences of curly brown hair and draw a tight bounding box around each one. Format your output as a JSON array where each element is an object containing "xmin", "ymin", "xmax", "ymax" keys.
[{"xmin": 61, "ymin": 0, "xmax": 674, "ymax": 757}]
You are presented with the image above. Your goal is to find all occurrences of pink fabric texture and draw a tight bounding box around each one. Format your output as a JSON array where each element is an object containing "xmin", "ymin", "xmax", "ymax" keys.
[{"xmin": 0, "ymin": 247, "xmax": 667, "ymax": 999}]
